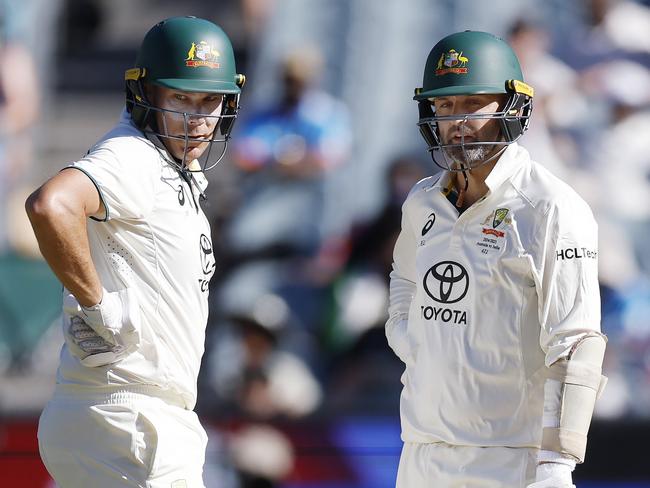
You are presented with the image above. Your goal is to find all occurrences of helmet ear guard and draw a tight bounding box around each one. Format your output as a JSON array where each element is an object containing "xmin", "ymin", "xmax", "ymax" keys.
[
  {"xmin": 500, "ymin": 79, "xmax": 534, "ymax": 142},
  {"xmin": 415, "ymin": 90, "xmax": 438, "ymax": 150},
  {"xmin": 125, "ymin": 67, "xmax": 152, "ymax": 130},
  {"xmin": 219, "ymin": 73, "xmax": 246, "ymax": 136}
]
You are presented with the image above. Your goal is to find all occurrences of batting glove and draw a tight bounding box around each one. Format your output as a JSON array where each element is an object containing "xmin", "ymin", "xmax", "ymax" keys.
[
  {"xmin": 64, "ymin": 287, "xmax": 141, "ymax": 367},
  {"xmin": 526, "ymin": 463, "xmax": 575, "ymax": 488}
]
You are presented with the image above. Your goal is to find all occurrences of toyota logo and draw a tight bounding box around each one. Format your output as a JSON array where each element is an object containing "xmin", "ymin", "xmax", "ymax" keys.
[
  {"xmin": 423, "ymin": 261, "xmax": 469, "ymax": 304},
  {"xmin": 200, "ymin": 233, "xmax": 216, "ymax": 276}
]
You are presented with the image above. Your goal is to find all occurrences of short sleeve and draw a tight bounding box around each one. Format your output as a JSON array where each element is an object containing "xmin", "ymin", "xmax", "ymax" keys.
[
  {"xmin": 70, "ymin": 140, "xmax": 158, "ymax": 221},
  {"xmin": 537, "ymin": 197, "xmax": 601, "ymax": 354}
]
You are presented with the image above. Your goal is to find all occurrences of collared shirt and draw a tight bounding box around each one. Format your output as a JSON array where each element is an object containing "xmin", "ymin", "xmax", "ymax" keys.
[
  {"xmin": 387, "ymin": 142, "xmax": 600, "ymax": 447},
  {"xmin": 57, "ymin": 110, "xmax": 216, "ymax": 409}
]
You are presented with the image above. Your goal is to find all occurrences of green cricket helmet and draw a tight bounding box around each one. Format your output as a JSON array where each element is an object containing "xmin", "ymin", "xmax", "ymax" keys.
[
  {"xmin": 414, "ymin": 30, "xmax": 534, "ymax": 171},
  {"xmin": 125, "ymin": 16, "xmax": 245, "ymax": 171}
]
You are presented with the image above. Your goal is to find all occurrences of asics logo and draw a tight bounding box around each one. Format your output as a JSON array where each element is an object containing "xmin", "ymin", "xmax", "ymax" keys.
[{"xmin": 421, "ymin": 213, "xmax": 436, "ymax": 236}]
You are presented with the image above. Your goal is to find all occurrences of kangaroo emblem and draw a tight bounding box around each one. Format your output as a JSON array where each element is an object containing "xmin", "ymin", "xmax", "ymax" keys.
[{"xmin": 436, "ymin": 53, "xmax": 445, "ymax": 70}]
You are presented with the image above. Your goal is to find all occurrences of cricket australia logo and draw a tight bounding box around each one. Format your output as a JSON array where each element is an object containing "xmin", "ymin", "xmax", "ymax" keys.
[
  {"xmin": 481, "ymin": 208, "xmax": 510, "ymax": 238},
  {"xmin": 186, "ymin": 41, "xmax": 221, "ymax": 69},
  {"xmin": 435, "ymin": 49, "xmax": 469, "ymax": 76},
  {"xmin": 492, "ymin": 208, "xmax": 509, "ymax": 228}
]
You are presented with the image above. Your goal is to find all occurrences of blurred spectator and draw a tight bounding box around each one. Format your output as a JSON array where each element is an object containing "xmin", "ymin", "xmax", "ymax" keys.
[
  {"xmin": 0, "ymin": 0, "xmax": 40, "ymax": 253},
  {"xmin": 581, "ymin": 59, "xmax": 650, "ymax": 416},
  {"xmin": 322, "ymin": 155, "xmax": 427, "ymax": 414},
  {"xmin": 207, "ymin": 46, "xmax": 353, "ymax": 378},
  {"xmin": 559, "ymin": 0, "xmax": 650, "ymax": 71},
  {"xmin": 228, "ymin": 424, "xmax": 294, "ymax": 488},
  {"xmin": 346, "ymin": 155, "xmax": 430, "ymax": 278},
  {"xmin": 508, "ymin": 18, "xmax": 587, "ymax": 176},
  {"xmin": 229, "ymin": 45, "xmax": 352, "ymax": 257},
  {"xmin": 582, "ymin": 0, "xmax": 650, "ymax": 58},
  {"xmin": 585, "ymin": 60, "xmax": 650, "ymax": 273},
  {"xmin": 240, "ymin": 0, "xmax": 275, "ymax": 46},
  {"xmin": 0, "ymin": 0, "xmax": 51, "ymax": 378},
  {"xmin": 204, "ymin": 294, "xmax": 322, "ymax": 420}
]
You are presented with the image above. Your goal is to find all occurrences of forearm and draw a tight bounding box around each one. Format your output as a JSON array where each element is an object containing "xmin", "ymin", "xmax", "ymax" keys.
[
  {"xmin": 540, "ymin": 333, "xmax": 607, "ymax": 462},
  {"xmin": 526, "ymin": 335, "xmax": 605, "ymax": 488},
  {"xmin": 26, "ymin": 190, "xmax": 102, "ymax": 307}
]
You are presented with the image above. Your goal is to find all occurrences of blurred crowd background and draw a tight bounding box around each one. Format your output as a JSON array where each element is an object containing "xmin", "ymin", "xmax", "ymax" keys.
[{"xmin": 1, "ymin": 0, "xmax": 650, "ymax": 486}]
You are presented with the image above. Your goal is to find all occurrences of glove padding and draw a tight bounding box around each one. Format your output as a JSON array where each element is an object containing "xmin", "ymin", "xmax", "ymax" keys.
[
  {"xmin": 526, "ymin": 463, "xmax": 575, "ymax": 488},
  {"xmin": 63, "ymin": 287, "xmax": 140, "ymax": 367}
]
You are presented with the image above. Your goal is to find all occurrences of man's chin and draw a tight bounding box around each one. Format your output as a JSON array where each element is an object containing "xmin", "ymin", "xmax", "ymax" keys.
[
  {"xmin": 445, "ymin": 147, "xmax": 488, "ymax": 166},
  {"xmin": 172, "ymin": 145, "xmax": 208, "ymax": 163},
  {"xmin": 443, "ymin": 143, "xmax": 504, "ymax": 169}
]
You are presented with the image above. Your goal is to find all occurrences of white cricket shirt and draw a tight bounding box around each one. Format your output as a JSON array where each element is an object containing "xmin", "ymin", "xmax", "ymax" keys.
[
  {"xmin": 57, "ymin": 110, "xmax": 216, "ymax": 410},
  {"xmin": 387, "ymin": 143, "xmax": 601, "ymax": 448}
]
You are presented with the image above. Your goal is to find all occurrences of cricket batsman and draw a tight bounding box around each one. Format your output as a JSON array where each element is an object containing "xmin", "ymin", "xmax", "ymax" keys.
[
  {"xmin": 386, "ymin": 30, "xmax": 607, "ymax": 487},
  {"xmin": 26, "ymin": 16, "xmax": 244, "ymax": 487}
]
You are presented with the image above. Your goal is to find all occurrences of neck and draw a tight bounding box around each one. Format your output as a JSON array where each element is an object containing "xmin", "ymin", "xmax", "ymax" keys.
[{"xmin": 453, "ymin": 158, "xmax": 497, "ymax": 210}]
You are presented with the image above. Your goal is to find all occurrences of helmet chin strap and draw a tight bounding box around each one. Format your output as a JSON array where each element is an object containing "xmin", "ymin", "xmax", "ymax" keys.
[
  {"xmin": 449, "ymin": 141, "xmax": 507, "ymax": 210},
  {"xmin": 143, "ymin": 126, "xmax": 209, "ymax": 205},
  {"xmin": 456, "ymin": 170, "xmax": 469, "ymax": 209}
]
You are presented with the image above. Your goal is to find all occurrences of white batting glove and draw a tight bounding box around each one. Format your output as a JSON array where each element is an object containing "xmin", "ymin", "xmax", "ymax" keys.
[
  {"xmin": 63, "ymin": 288, "xmax": 140, "ymax": 367},
  {"xmin": 526, "ymin": 463, "xmax": 575, "ymax": 488}
]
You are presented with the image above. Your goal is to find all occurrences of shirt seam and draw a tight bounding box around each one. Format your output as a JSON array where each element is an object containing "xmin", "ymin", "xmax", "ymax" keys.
[{"xmin": 63, "ymin": 166, "xmax": 110, "ymax": 222}]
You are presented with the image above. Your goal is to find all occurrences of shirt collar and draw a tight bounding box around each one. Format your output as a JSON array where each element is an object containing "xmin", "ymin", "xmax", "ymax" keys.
[
  {"xmin": 483, "ymin": 142, "xmax": 524, "ymax": 192},
  {"xmin": 187, "ymin": 160, "xmax": 209, "ymax": 193}
]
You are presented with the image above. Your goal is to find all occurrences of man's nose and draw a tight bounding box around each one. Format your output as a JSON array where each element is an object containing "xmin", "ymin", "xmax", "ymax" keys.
[{"xmin": 187, "ymin": 111, "xmax": 207, "ymax": 126}]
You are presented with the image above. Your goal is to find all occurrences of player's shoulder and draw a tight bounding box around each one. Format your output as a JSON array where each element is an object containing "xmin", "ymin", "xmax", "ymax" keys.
[
  {"xmin": 75, "ymin": 115, "xmax": 164, "ymax": 185},
  {"xmin": 515, "ymin": 157, "xmax": 594, "ymax": 222},
  {"xmin": 405, "ymin": 174, "xmax": 441, "ymax": 202},
  {"xmin": 87, "ymin": 111, "xmax": 158, "ymax": 162},
  {"xmin": 401, "ymin": 173, "xmax": 444, "ymax": 214}
]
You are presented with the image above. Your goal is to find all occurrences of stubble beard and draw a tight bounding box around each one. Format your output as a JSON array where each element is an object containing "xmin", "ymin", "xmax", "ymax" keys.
[{"xmin": 443, "ymin": 143, "xmax": 496, "ymax": 169}]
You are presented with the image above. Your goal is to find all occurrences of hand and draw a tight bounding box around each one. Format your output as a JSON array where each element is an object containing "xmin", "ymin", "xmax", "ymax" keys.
[
  {"xmin": 526, "ymin": 463, "xmax": 575, "ymax": 488},
  {"xmin": 63, "ymin": 288, "xmax": 140, "ymax": 367}
]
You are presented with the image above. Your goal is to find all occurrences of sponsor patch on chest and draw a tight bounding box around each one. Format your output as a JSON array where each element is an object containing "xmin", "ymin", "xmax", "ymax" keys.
[{"xmin": 420, "ymin": 260, "xmax": 470, "ymax": 327}]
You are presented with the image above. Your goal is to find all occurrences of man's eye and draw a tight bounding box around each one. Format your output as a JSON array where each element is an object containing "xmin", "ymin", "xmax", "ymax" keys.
[{"xmin": 174, "ymin": 94, "xmax": 187, "ymax": 101}]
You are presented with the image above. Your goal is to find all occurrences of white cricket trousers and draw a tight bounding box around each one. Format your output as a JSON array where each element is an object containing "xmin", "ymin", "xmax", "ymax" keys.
[
  {"xmin": 38, "ymin": 385, "xmax": 208, "ymax": 488},
  {"xmin": 396, "ymin": 442, "xmax": 538, "ymax": 488}
]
